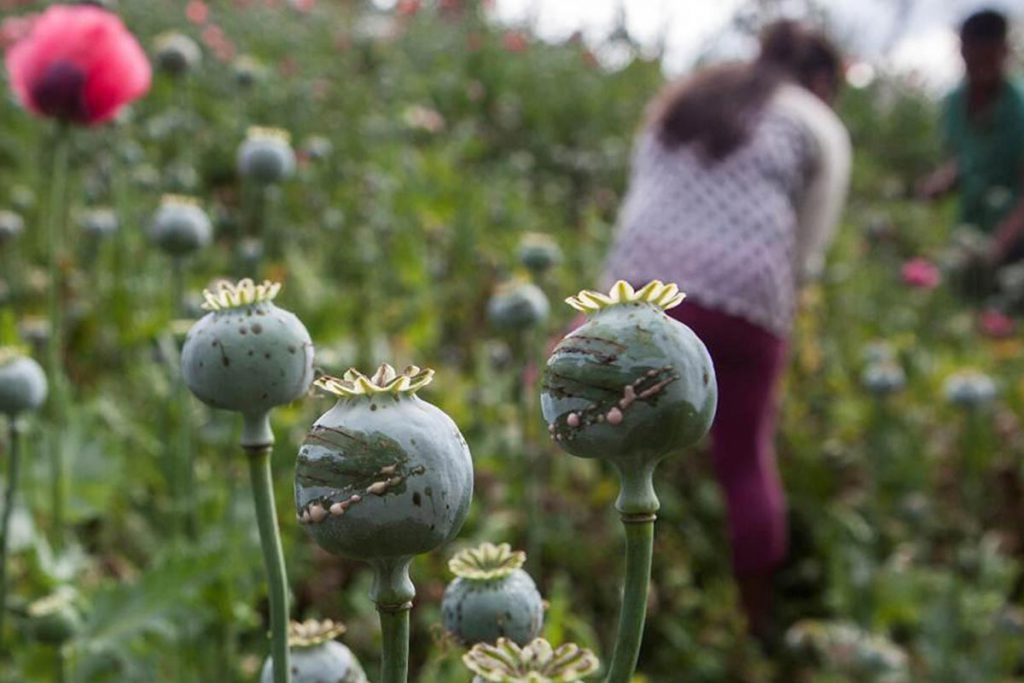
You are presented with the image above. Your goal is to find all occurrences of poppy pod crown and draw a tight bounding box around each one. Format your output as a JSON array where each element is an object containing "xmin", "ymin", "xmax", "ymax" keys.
[{"xmin": 5, "ymin": 5, "xmax": 151, "ymax": 125}]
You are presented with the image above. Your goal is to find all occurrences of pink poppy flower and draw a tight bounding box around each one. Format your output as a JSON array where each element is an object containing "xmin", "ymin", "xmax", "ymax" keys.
[
  {"xmin": 186, "ymin": 0, "xmax": 209, "ymax": 25},
  {"xmin": 396, "ymin": 0, "xmax": 421, "ymax": 16},
  {"xmin": 503, "ymin": 30, "xmax": 529, "ymax": 53},
  {"xmin": 979, "ymin": 309, "xmax": 1015, "ymax": 338},
  {"xmin": 4, "ymin": 5, "xmax": 150, "ymax": 125},
  {"xmin": 901, "ymin": 258, "xmax": 940, "ymax": 289}
]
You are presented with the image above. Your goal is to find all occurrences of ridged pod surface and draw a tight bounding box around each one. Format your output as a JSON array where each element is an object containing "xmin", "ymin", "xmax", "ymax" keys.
[
  {"xmin": 295, "ymin": 365, "xmax": 473, "ymax": 563},
  {"xmin": 442, "ymin": 543, "xmax": 544, "ymax": 646},
  {"xmin": 541, "ymin": 281, "xmax": 716, "ymax": 513}
]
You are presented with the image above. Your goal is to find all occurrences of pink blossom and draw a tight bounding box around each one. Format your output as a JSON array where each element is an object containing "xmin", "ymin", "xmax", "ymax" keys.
[
  {"xmin": 186, "ymin": 0, "xmax": 209, "ymax": 25},
  {"xmin": 901, "ymin": 258, "xmax": 941, "ymax": 289},
  {"xmin": 979, "ymin": 309, "xmax": 1015, "ymax": 338},
  {"xmin": 502, "ymin": 30, "xmax": 529, "ymax": 53},
  {"xmin": 4, "ymin": 5, "xmax": 150, "ymax": 125}
]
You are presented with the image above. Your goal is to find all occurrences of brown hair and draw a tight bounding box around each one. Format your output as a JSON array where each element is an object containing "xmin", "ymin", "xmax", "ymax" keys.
[{"xmin": 650, "ymin": 21, "xmax": 841, "ymax": 162}]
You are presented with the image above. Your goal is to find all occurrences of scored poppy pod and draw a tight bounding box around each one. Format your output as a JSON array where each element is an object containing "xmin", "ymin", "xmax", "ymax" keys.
[{"xmin": 4, "ymin": 4, "xmax": 151, "ymax": 125}]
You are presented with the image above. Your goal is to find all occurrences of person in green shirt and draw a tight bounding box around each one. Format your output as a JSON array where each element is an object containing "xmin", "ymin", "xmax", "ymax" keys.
[{"xmin": 919, "ymin": 9, "xmax": 1024, "ymax": 265}]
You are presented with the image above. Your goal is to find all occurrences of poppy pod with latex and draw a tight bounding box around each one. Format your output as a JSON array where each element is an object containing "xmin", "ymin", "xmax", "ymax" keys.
[
  {"xmin": 4, "ymin": 4, "xmax": 151, "ymax": 125},
  {"xmin": 295, "ymin": 364, "xmax": 473, "ymax": 568},
  {"xmin": 541, "ymin": 280, "xmax": 716, "ymax": 515}
]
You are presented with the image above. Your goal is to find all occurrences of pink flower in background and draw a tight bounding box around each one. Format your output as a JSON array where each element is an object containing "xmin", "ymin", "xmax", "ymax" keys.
[
  {"xmin": 186, "ymin": 0, "xmax": 209, "ymax": 25},
  {"xmin": 4, "ymin": 5, "xmax": 150, "ymax": 125},
  {"xmin": 979, "ymin": 309, "xmax": 1015, "ymax": 338},
  {"xmin": 396, "ymin": 0, "xmax": 421, "ymax": 16},
  {"xmin": 901, "ymin": 258, "xmax": 940, "ymax": 290},
  {"xmin": 503, "ymin": 30, "xmax": 529, "ymax": 53},
  {"xmin": 290, "ymin": 0, "xmax": 316, "ymax": 11}
]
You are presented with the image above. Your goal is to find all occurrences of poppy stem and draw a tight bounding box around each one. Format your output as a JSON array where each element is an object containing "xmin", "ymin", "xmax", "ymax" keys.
[
  {"xmin": 0, "ymin": 417, "xmax": 23, "ymax": 655},
  {"xmin": 244, "ymin": 440, "xmax": 292, "ymax": 683},
  {"xmin": 370, "ymin": 557, "xmax": 414, "ymax": 683},
  {"xmin": 378, "ymin": 606, "xmax": 410, "ymax": 683},
  {"xmin": 44, "ymin": 123, "xmax": 71, "ymax": 553},
  {"xmin": 604, "ymin": 514, "xmax": 655, "ymax": 683}
]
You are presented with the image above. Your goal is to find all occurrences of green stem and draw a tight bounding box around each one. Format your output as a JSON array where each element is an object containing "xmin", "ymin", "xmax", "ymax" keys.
[
  {"xmin": 518, "ymin": 328, "xmax": 541, "ymax": 574},
  {"xmin": 0, "ymin": 418, "xmax": 22, "ymax": 654},
  {"xmin": 604, "ymin": 515, "xmax": 655, "ymax": 683},
  {"xmin": 170, "ymin": 257, "xmax": 185, "ymax": 318},
  {"xmin": 45, "ymin": 124, "xmax": 71, "ymax": 553},
  {"xmin": 245, "ymin": 443, "xmax": 291, "ymax": 683},
  {"xmin": 370, "ymin": 557, "xmax": 413, "ymax": 683},
  {"xmin": 378, "ymin": 606, "xmax": 410, "ymax": 683},
  {"xmin": 55, "ymin": 646, "xmax": 66, "ymax": 683}
]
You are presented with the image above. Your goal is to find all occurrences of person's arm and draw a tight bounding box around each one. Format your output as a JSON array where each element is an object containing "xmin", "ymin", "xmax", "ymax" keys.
[
  {"xmin": 989, "ymin": 176, "xmax": 1024, "ymax": 263},
  {"xmin": 774, "ymin": 85, "xmax": 852, "ymax": 282},
  {"xmin": 916, "ymin": 159, "xmax": 959, "ymax": 199}
]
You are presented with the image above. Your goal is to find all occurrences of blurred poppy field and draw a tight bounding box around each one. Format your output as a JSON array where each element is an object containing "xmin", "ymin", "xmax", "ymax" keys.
[{"xmin": 1, "ymin": 1, "xmax": 1024, "ymax": 682}]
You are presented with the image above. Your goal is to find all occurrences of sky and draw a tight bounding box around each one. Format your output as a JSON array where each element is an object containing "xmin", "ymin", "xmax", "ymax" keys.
[{"xmin": 489, "ymin": 0, "xmax": 1024, "ymax": 91}]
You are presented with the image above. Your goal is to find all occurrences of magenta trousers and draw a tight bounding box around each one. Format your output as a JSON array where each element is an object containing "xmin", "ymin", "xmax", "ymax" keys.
[{"xmin": 669, "ymin": 301, "xmax": 789, "ymax": 576}]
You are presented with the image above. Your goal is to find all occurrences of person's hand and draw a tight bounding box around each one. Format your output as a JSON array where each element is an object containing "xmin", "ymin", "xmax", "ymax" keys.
[{"xmin": 916, "ymin": 165, "xmax": 956, "ymax": 200}]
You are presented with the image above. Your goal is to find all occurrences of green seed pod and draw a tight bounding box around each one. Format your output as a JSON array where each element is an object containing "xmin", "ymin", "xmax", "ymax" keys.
[
  {"xmin": 463, "ymin": 637, "xmax": 599, "ymax": 683},
  {"xmin": 785, "ymin": 620, "xmax": 909, "ymax": 681},
  {"xmin": 295, "ymin": 365, "xmax": 473, "ymax": 602},
  {"xmin": 944, "ymin": 370, "xmax": 997, "ymax": 408},
  {"xmin": 233, "ymin": 55, "xmax": 265, "ymax": 88},
  {"xmin": 260, "ymin": 620, "xmax": 367, "ymax": 683},
  {"xmin": 0, "ymin": 348, "xmax": 48, "ymax": 417},
  {"xmin": 154, "ymin": 32, "xmax": 202, "ymax": 77},
  {"xmin": 541, "ymin": 281, "xmax": 716, "ymax": 514},
  {"xmin": 238, "ymin": 127, "xmax": 296, "ymax": 185},
  {"xmin": 442, "ymin": 543, "xmax": 544, "ymax": 646},
  {"xmin": 79, "ymin": 207, "xmax": 119, "ymax": 239},
  {"xmin": 149, "ymin": 195, "xmax": 212, "ymax": 257},
  {"xmin": 487, "ymin": 281, "xmax": 549, "ymax": 332},
  {"xmin": 861, "ymin": 362, "xmax": 905, "ymax": 396},
  {"xmin": 517, "ymin": 232, "xmax": 562, "ymax": 276},
  {"xmin": 181, "ymin": 279, "xmax": 315, "ymax": 445},
  {"xmin": 303, "ymin": 135, "xmax": 334, "ymax": 161},
  {"xmin": 26, "ymin": 589, "xmax": 81, "ymax": 646},
  {"xmin": 0, "ymin": 210, "xmax": 24, "ymax": 244}
]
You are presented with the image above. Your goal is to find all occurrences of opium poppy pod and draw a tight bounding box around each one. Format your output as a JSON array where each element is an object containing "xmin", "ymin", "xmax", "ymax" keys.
[
  {"xmin": 181, "ymin": 279, "xmax": 315, "ymax": 446},
  {"xmin": 4, "ymin": 5, "xmax": 151, "ymax": 125},
  {"xmin": 260, "ymin": 620, "xmax": 367, "ymax": 683},
  {"xmin": 295, "ymin": 365, "xmax": 473, "ymax": 604},
  {"xmin": 0, "ymin": 348, "xmax": 47, "ymax": 417},
  {"xmin": 238, "ymin": 127, "xmax": 296, "ymax": 185},
  {"xmin": 295, "ymin": 365, "xmax": 473, "ymax": 558},
  {"xmin": 463, "ymin": 638, "xmax": 600, "ymax": 683},
  {"xmin": 486, "ymin": 280, "xmax": 549, "ymax": 332},
  {"xmin": 541, "ymin": 281, "xmax": 716, "ymax": 515},
  {"xmin": 149, "ymin": 195, "xmax": 212, "ymax": 258},
  {"xmin": 442, "ymin": 543, "xmax": 544, "ymax": 646}
]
